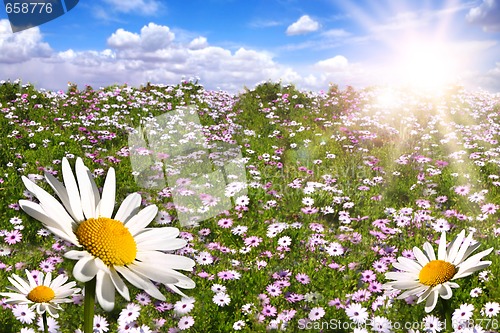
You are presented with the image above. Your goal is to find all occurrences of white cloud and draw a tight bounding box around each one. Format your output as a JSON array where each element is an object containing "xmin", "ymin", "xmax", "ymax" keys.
[
  {"xmin": 2, "ymin": 19, "xmax": 498, "ymax": 95},
  {"xmin": 371, "ymin": 11, "xmax": 429, "ymax": 33},
  {"xmin": 466, "ymin": 0, "xmax": 500, "ymax": 32},
  {"xmin": 463, "ymin": 62, "xmax": 500, "ymax": 92},
  {"xmin": 189, "ymin": 36, "xmax": 208, "ymax": 50},
  {"xmin": 315, "ymin": 55, "xmax": 349, "ymax": 72},
  {"xmin": 107, "ymin": 23, "xmax": 174, "ymax": 51},
  {"xmin": 102, "ymin": 0, "xmax": 161, "ymax": 15},
  {"xmin": 249, "ymin": 19, "xmax": 282, "ymax": 28},
  {"xmin": 107, "ymin": 29, "xmax": 141, "ymax": 49},
  {"xmin": 322, "ymin": 29, "xmax": 351, "ymax": 38},
  {"xmin": 0, "ymin": 21, "xmax": 305, "ymax": 93},
  {"xmin": 286, "ymin": 15, "xmax": 319, "ymax": 35},
  {"xmin": 139, "ymin": 23, "xmax": 175, "ymax": 51},
  {"xmin": 0, "ymin": 20, "xmax": 52, "ymax": 63}
]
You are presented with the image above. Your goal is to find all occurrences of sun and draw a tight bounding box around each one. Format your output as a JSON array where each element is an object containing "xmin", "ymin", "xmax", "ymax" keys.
[{"xmin": 391, "ymin": 38, "xmax": 459, "ymax": 91}]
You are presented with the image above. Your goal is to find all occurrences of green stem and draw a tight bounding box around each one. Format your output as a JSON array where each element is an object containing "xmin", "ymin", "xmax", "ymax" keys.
[
  {"xmin": 441, "ymin": 298, "xmax": 453, "ymax": 332},
  {"xmin": 83, "ymin": 278, "xmax": 96, "ymax": 333},
  {"xmin": 42, "ymin": 312, "xmax": 48, "ymax": 333}
]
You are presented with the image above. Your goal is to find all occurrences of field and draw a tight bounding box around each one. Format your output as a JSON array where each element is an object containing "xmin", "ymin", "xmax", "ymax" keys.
[{"xmin": 0, "ymin": 78, "xmax": 499, "ymax": 332}]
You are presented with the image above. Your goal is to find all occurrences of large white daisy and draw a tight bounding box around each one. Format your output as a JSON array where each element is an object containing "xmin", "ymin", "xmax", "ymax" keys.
[
  {"xmin": 0, "ymin": 269, "xmax": 80, "ymax": 318},
  {"xmin": 384, "ymin": 230, "xmax": 493, "ymax": 313},
  {"xmin": 19, "ymin": 157, "xmax": 195, "ymax": 311}
]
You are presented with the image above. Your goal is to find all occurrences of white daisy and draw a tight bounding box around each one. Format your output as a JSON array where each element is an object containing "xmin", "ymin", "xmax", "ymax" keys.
[
  {"xmin": 0, "ymin": 269, "xmax": 80, "ymax": 318},
  {"xmin": 422, "ymin": 314, "xmax": 443, "ymax": 333},
  {"xmin": 19, "ymin": 157, "xmax": 196, "ymax": 311},
  {"xmin": 384, "ymin": 230, "xmax": 493, "ymax": 313},
  {"xmin": 482, "ymin": 301, "xmax": 500, "ymax": 318},
  {"xmin": 12, "ymin": 304, "xmax": 36, "ymax": 324},
  {"xmin": 452, "ymin": 303, "xmax": 474, "ymax": 322},
  {"xmin": 345, "ymin": 303, "xmax": 369, "ymax": 324}
]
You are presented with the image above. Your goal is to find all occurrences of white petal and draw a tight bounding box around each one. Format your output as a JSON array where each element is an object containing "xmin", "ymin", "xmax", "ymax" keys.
[
  {"xmin": 135, "ymin": 229, "xmax": 186, "ymax": 251},
  {"xmin": 417, "ymin": 286, "xmax": 433, "ymax": 304},
  {"xmin": 115, "ymin": 266, "xmax": 166, "ymax": 301},
  {"xmin": 0, "ymin": 292, "xmax": 29, "ymax": 302},
  {"xmin": 424, "ymin": 289, "xmax": 439, "ymax": 313},
  {"xmin": 76, "ymin": 157, "xmax": 100, "ymax": 219},
  {"xmin": 36, "ymin": 303, "xmax": 47, "ymax": 315},
  {"xmin": 96, "ymin": 167, "xmax": 116, "ymax": 218},
  {"xmin": 7, "ymin": 275, "xmax": 31, "ymax": 294},
  {"xmin": 20, "ymin": 180, "xmax": 77, "ymax": 241},
  {"xmin": 125, "ymin": 205, "xmax": 158, "ymax": 236},
  {"xmin": 44, "ymin": 172, "xmax": 75, "ymax": 221},
  {"xmin": 95, "ymin": 270, "xmax": 115, "ymax": 312},
  {"xmin": 393, "ymin": 262, "xmax": 418, "ymax": 273},
  {"xmin": 446, "ymin": 230, "xmax": 465, "ymax": 263},
  {"xmin": 64, "ymin": 250, "xmax": 88, "ymax": 260},
  {"xmin": 413, "ymin": 247, "xmax": 430, "ymax": 267},
  {"xmin": 25, "ymin": 269, "xmax": 38, "ymax": 288},
  {"xmin": 438, "ymin": 283, "xmax": 453, "ymax": 299},
  {"xmin": 114, "ymin": 265, "xmax": 146, "ymax": 290},
  {"xmin": 390, "ymin": 280, "xmax": 421, "ymax": 290},
  {"xmin": 169, "ymin": 273, "xmax": 196, "ymax": 289},
  {"xmin": 43, "ymin": 272, "xmax": 52, "ymax": 286},
  {"xmin": 128, "ymin": 262, "xmax": 179, "ymax": 285},
  {"xmin": 437, "ymin": 231, "xmax": 447, "ymax": 260},
  {"xmin": 48, "ymin": 274, "xmax": 67, "ymax": 290},
  {"xmin": 109, "ymin": 268, "xmax": 130, "ymax": 301},
  {"xmin": 454, "ymin": 261, "xmax": 492, "ymax": 279},
  {"xmin": 385, "ymin": 272, "xmax": 418, "ymax": 281},
  {"xmin": 135, "ymin": 251, "xmax": 195, "ymax": 271},
  {"xmin": 114, "ymin": 193, "xmax": 141, "ymax": 223},
  {"xmin": 459, "ymin": 242, "xmax": 481, "ymax": 262},
  {"xmin": 397, "ymin": 285, "xmax": 428, "ymax": 299},
  {"xmin": 452, "ymin": 232, "xmax": 474, "ymax": 265},
  {"xmin": 423, "ymin": 242, "xmax": 436, "ymax": 261},
  {"xmin": 62, "ymin": 157, "xmax": 85, "ymax": 221},
  {"xmin": 454, "ymin": 247, "xmax": 493, "ymax": 275},
  {"xmin": 165, "ymin": 284, "xmax": 191, "ymax": 298},
  {"xmin": 21, "ymin": 177, "xmax": 76, "ymax": 229},
  {"xmin": 72, "ymin": 256, "xmax": 98, "ymax": 282},
  {"xmin": 45, "ymin": 158, "xmax": 84, "ymax": 222},
  {"xmin": 46, "ymin": 304, "xmax": 60, "ymax": 318},
  {"xmin": 20, "ymin": 200, "xmax": 79, "ymax": 244},
  {"xmin": 135, "ymin": 226, "xmax": 179, "ymax": 240},
  {"xmin": 396, "ymin": 257, "xmax": 422, "ymax": 273}
]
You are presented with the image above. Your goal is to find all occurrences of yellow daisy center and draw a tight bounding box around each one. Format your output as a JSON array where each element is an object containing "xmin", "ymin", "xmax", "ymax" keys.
[
  {"xmin": 419, "ymin": 260, "xmax": 457, "ymax": 287},
  {"xmin": 75, "ymin": 217, "xmax": 137, "ymax": 266},
  {"xmin": 27, "ymin": 285, "xmax": 55, "ymax": 303}
]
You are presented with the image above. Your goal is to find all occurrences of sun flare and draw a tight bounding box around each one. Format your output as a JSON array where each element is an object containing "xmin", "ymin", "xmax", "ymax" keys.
[{"xmin": 391, "ymin": 39, "xmax": 459, "ymax": 91}]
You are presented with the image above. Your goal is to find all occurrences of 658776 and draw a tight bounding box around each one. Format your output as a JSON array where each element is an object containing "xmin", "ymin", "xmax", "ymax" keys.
[{"xmin": 5, "ymin": 2, "xmax": 53, "ymax": 14}]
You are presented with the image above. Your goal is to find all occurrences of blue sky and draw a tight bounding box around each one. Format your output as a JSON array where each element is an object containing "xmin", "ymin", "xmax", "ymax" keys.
[{"xmin": 1, "ymin": 0, "xmax": 500, "ymax": 92}]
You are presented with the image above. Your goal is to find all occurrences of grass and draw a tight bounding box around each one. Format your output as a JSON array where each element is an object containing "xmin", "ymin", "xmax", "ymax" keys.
[{"xmin": 0, "ymin": 78, "xmax": 499, "ymax": 332}]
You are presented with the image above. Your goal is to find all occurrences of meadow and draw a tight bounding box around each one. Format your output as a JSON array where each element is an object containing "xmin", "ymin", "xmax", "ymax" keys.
[{"xmin": 0, "ymin": 78, "xmax": 499, "ymax": 332}]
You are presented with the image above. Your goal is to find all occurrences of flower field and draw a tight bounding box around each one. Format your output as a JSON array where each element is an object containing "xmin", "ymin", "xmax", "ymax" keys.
[{"xmin": 0, "ymin": 78, "xmax": 500, "ymax": 332}]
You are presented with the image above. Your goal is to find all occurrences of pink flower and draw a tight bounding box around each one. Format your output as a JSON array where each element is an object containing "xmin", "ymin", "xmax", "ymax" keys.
[
  {"xmin": 261, "ymin": 304, "xmax": 277, "ymax": 317},
  {"xmin": 4, "ymin": 230, "xmax": 22, "ymax": 245},
  {"xmin": 178, "ymin": 316, "xmax": 194, "ymax": 330},
  {"xmin": 244, "ymin": 236, "xmax": 262, "ymax": 247}
]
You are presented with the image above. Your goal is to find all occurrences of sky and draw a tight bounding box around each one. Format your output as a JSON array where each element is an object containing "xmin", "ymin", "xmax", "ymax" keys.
[{"xmin": 0, "ymin": 0, "xmax": 500, "ymax": 93}]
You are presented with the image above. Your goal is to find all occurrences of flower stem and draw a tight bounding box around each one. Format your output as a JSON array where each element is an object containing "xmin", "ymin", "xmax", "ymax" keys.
[
  {"xmin": 42, "ymin": 312, "xmax": 48, "ymax": 333},
  {"xmin": 83, "ymin": 277, "xmax": 96, "ymax": 333},
  {"xmin": 441, "ymin": 298, "xmax": 453, "ymax": 332}
]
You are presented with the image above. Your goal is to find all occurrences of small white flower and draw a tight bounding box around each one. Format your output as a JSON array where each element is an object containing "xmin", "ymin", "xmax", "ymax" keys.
[{"xmin": 1, "ymin": 270, "xmax": 80, "ymax": 318}]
